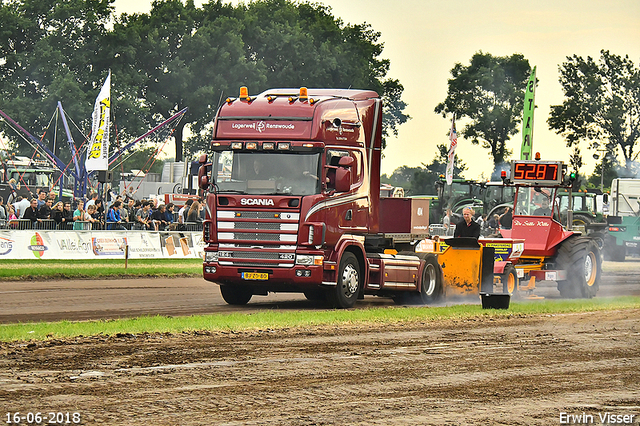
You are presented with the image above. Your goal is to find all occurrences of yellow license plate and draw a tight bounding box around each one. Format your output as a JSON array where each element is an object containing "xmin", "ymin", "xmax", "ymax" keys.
[{"xmin": 242, "ymin": 272, "xmax": 268, "ymax": 280}]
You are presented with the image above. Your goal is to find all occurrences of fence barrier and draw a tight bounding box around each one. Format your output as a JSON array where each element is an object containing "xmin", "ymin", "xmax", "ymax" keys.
[
  {"xmin": 0, "ymin": 229, "xmax": 205, "ymax": 260},
  {"xmin": 2, "ymin": 219, "xmax": 202, "ymax": 232}
]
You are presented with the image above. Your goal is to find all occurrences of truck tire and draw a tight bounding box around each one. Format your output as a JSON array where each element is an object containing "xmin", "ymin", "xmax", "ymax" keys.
[
  {"xmin": 303, "ymin": 289, "xmax": 326, "ymax": 301},
  {"xmin": 501, "ymin": 264, "xmax": 518, "ymax": 296},
  {"xmin": 220, "ymin": 285, "xmax": 253, "ymax": 305},
  {"xmin": 327, "ymin": 252, "xmax": 361, "ymax": 308},
  {"xmin": 417, "ymin": 253, "xmax": 443, "ymax": 304},
  {"xmin": 555, "ymin": 237, "xmax": 600, "ymax": 298}
]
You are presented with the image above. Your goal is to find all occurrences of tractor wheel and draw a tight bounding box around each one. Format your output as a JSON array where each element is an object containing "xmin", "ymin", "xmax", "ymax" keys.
[
  {"xmin": 555, "ymin": 237, "xmax": 601, "ymax": 298},
  {"xmin": 417, "ymin": 253, "xmax": 443, "ymax": 304},
  {"xmin": 501, "ymin": 264, "xmax": 518, "ymax": 296},
  {"xmin": 327, "ymin": 252, "xmax": 361, "ymax": 308},
  {"xmin": 220, "ymin": 285, "xmax": 253, "ymax": 305},
  {"xmin": 571, "ymin": 213, "xmax": 594, "ymax": 234}
]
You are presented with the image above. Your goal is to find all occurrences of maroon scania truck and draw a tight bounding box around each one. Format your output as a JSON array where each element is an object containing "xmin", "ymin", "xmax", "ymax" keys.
[{"xmin": 198, "ymin": 87, "xmax": 447, "ymax": 308}]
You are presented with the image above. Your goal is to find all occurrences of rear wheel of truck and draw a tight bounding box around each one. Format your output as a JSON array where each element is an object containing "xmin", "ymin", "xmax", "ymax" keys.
[
  {"xmin": 220, "ymin": 285, "xmax": 253, "ymax": 305},
  {"xmin": 555, "ymin": 237, "xmax": 600, "ymax": 299},
  {"xmin": 417, "ymin": 253, "xmax": 443, "ymax": 304},
  {"xmin": 501, "ymin": 264, "xmax": 518, "ymax": 296},
  {"xmin": 327, "ymin": 252, "xmax": 361, "ymax": 309}
]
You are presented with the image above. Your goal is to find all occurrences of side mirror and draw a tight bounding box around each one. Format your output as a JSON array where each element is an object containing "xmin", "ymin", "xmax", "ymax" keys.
[
  {"xmin": 199, "ymin": 154, "xmax": 208, "ymax": 165},
  {"xmin": 198, "ymin": 164, "xmax": 210, "ymax": 191},
  {"xmin": 335, "ymin": 156, "xmax": 354, "ymax": 193},
  {"xmin": 602, "ymin": 193, "xmax": 609, "ymax": 204}
]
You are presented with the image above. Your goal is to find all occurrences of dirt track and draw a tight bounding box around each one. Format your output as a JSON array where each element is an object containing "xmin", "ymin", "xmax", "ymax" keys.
[
  {"xmin": 1, "ymin": 310, "xmax": 639, "ymax": 425},
  {"xmin": 1, "ymin": 261, "xmax": 640, "ymax": 424},
  {"xmin": 1, "ymin": 259, "xmax": 640, "ymax": 324}
]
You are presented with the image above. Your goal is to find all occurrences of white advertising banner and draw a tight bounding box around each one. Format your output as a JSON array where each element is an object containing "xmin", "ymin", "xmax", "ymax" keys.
[{"xmin": 0, "ymin": 230, "xmax": 203, "ymax": 260}]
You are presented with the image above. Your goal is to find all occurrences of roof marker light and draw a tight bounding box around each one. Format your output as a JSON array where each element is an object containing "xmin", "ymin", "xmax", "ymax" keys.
[
  {"xmin": 299, "ymin": 87, "xmax": 308, "ymax": 101},
  {"xmin": 246, "ymin": 142, "xmax": 258, "ymax": 150},
  {"xmin": 535, "ymin": 152, "xmax": 541, "ymax": 160},
  {"xmin": 231, "ymin": 142, "xmax": 243, "ymax": 150},
  {"xmin": 262, "ymin": 142, "xmax": 275, "ymax": 150},
  {"xmin": 239, "ymin": 86, "xmax": 249, "ymax": 101}
]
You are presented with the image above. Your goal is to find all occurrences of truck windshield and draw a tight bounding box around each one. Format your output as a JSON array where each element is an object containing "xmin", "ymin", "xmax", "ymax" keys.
[{"xmin": 211, "ymin": 151, "xmax": 322, "ymax": 196}]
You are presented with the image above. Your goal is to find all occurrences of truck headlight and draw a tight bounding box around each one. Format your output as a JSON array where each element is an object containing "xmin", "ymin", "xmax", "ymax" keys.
[
  {"xmin": 205, "ymin": 251, "xmax": 219, "ymax": 262},
  {"xmin": 295, "ymin": 255, "xmax": 323, "ymax": 266}
]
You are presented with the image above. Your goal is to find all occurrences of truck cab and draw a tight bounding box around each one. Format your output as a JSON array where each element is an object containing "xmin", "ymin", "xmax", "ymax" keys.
[{"xmin": 200, "ymin": 87, "xmax": 391, "ymax": 307}]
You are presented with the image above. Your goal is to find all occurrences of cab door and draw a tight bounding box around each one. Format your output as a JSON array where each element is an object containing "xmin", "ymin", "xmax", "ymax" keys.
[{"xmin": 324, "ymin": 149, "xmax": 368, "ymax": 239}]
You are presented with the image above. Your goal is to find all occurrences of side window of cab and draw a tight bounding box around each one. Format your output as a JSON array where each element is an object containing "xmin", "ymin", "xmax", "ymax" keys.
[{"xmin": 325, "ymin": 150, "xmax": 362, "ymax": 192}]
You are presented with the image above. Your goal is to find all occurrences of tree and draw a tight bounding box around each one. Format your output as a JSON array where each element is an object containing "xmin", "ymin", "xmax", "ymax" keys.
[
  {"xmin": 1, "ymin": 0, "xmax": 409, "ymax": 167},
  {"xmin": 587, "ymin": 155, "xmax": 618, "ymax": 190},
  {"xmin": 385, "ymin": 144, "xmax": 466, "ymax": 195},
  {"xmin": 435, "ymin": 52, "xmax": 532, "ymax": 176},
  {"xmin": 110, "ymin": 0, "xmax": 265, "ymax": 161},
  {"xmin": 548, "ymin": 50, "xmax": 640, "ymax": 176},
  {"xmin": 0, "ymin": 0, "xmax": 113, "ymax": 163},
  {"xmin": 427, "ymin": 143, "xmax": 467, "ymax": 179},
  {"xmin": 231, "ymin": 0, "xmax": 409, "ymax": 150},
  {"xmin": 112, "ymin": 0, "xmax": 409, "ymax": 159}
]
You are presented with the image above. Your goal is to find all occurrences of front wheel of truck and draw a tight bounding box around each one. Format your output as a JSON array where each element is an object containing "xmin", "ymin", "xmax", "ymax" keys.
[
  {"xmin": 327, "ymin": 252, "xmax": 361, "ymax": 309},
  {"xmin": 220, "ymin": 285, "xmax": 253, "ymax": 305}
]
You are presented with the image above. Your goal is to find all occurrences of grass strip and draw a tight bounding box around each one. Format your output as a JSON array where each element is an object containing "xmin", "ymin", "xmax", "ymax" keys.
[
  {"xmin": 1, "ymin": 296, "xmax": 639, "ymax": 342},
  {"xmin": 0, "ymin": 259, "xmax": 203, "ymax": 280}
]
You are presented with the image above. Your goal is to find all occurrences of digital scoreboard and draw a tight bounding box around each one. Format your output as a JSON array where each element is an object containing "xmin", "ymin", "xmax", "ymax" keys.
[{"xmin": 510, "ymin": 160, "xmax": 564, "ymax": 185}]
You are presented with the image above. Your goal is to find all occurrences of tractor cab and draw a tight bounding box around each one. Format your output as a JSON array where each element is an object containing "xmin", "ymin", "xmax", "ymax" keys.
[{"xmin": 506, "ymin": 185, "xmax": 575, "ymax": 257}]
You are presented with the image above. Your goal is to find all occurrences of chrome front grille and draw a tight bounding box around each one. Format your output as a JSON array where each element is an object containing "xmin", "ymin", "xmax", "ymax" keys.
[
  {"xmin": 234, "ymin": 222, "xmax": 281, "ymax": 230},
  {"xmin": 216, "ymin": 208, "xmax": 300, "ymax": 267},
  {"xmin": 229, "ymin": 252, "xmax": 282, "ymax": 260}
]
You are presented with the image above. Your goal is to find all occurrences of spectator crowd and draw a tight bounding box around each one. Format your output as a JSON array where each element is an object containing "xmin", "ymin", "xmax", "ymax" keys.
[{"xmin": 0, "ymin": 189, "xmax": 204, "ymax": 231}]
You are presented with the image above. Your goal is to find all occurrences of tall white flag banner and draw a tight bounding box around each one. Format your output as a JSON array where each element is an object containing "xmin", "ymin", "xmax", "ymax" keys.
[
  {"xmin": 85, "ymin": 71, "xmax": 111, "ymax": 172},
  {"xmin": 446, "ymin": 113, "xmax": 457, "ymax": 185}
]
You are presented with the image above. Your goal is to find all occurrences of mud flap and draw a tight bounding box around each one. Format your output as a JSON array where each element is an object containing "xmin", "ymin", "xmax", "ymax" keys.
[{"xmin": 481, "ymin": 246, "xmax": 495, "ymax": 294}]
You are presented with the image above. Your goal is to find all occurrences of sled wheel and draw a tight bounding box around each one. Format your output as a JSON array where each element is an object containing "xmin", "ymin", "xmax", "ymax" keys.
[
  {"xmin": 417, "ymin": 253, "xmax": 443, "ymax": 304},
  {"xmin": 501, "ymin": 264, "xmax": 518, "ymax": 296}
]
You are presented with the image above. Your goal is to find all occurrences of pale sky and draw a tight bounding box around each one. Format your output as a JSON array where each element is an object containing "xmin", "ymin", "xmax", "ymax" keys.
[{"xmin": 114, "ymin": 0, "xmax": 640, "ymax": 179}]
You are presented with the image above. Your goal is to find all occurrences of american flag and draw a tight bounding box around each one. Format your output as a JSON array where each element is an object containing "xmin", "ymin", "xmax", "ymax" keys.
[{"xmin": 446, "ymin": 113, "xmax": 457, "ymax": 185}]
